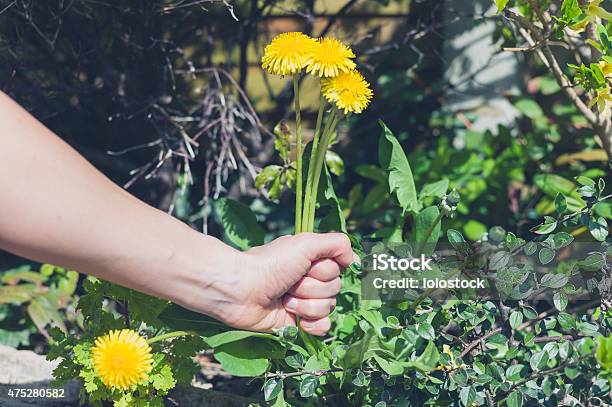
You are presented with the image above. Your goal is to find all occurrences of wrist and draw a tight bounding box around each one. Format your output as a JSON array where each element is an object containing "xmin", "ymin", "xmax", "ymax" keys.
[{"xmin": 167, "ymin": 233, "xmax": 251, "ymax": 323}]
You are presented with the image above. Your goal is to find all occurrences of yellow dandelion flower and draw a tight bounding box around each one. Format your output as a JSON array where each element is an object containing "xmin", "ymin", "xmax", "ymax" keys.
[
  {"xmin": 92, "ymin": 329, "xmax": 153, "ymax": 390},
  {"xmin": 306, "ymin": 37, "xmax": 356, "ymax": 78},
  {"xmin": 261, "ymin": 32, "xmax": 316, "ymax": 76},
  {"xmin": 321, "ymin": 70, "xmax": 373, "ymax": 114}
]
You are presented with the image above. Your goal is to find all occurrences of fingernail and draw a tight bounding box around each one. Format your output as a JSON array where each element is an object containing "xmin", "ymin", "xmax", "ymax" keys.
[
  {"xmin": 285, "ymin": 297, "xmax": 298, "ymax": 311},
  {"xmin": 350, "ymin": 253, "xmax": 362, "ymax": 272}
]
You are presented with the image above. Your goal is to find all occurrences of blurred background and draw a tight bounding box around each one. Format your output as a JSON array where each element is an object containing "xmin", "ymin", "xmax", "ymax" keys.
[{"xmin": 0, "ymin": 0, "xmax": 609, "ymax": 350}]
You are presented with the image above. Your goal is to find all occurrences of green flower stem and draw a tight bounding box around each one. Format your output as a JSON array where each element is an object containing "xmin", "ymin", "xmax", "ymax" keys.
[
  {"xmin": 302, "ymin": 95, "xmax": 327, "ymax": 230},
  {"xmin": 147, "ymin": 330, "xmax": 193, "ymax": 345},
  {"xmin": 305, "ymin": 109, "xmax": 340, "ymax": 231},
  {"xmin": 293, "ymin": 75, "xmax": 304, "ymax": 233}
]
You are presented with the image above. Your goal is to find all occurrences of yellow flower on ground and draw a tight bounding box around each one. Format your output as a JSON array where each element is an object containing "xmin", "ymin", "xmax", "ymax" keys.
[
  {"xmin": 92, "ymin": 329, "xmax": 153, "ymax": 390},
  {"xmin": 321, "ymin": 70, "xmax": 373, "ymax": 114},
  {"xmin": 588, "ymin": 87, "xmax": 612, "ymax": 113},
  {"xmin": 569, "ymin": 0, "xmax": 612, "ymax": 32},
  {"xmin": 261, "ymin": 32, "xmax": 316, "ymax": 76},
  {"xmin": 306, "ymin": 37, "xmax": 356, "ymax": 78}
]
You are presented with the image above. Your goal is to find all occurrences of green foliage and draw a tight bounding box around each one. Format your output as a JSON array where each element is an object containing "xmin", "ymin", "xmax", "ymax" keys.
[
  {"xmin": 197, "ymin": 125, "xmax": 611, "ymax": 405},
  {"xmin": 0, "ymin": 264, "xmax": 79, "ymax": 347}
]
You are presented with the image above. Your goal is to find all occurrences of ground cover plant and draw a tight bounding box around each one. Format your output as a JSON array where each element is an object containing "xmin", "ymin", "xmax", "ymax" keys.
[{"xmin": 0, "ymin": 0, "xmax": 611, "ymax": 406}]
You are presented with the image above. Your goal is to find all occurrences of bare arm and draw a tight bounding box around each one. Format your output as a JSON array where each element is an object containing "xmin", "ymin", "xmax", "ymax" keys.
[{"xmin": 0, "ymin": 92, "xmax": 354, "ymax": 335}]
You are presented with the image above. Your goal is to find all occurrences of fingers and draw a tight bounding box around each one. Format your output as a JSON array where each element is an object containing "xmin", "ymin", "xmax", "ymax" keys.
[
  {"xmin": 307, "ymin": 258, "xmax": 341, "ymax": 281},
  {"xmin": 294, "ymin": 232, "xmax": 356, "ymax": 267},
  {"xmin": 300, "ymin": 317, "xmax": 331, "ymax": 336},
  {"xmin": 283, "ymin": 296, "xmax": 336, "ymax": 320},
  {"xmin": 289, "ymin": 276, "xmax": 341, "ymax": 299}
]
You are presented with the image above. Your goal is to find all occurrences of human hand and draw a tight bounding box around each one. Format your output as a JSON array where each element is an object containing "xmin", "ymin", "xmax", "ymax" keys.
[{"xmin": 184, "ymin": 233, "xmax": 356, "ymax": 336}]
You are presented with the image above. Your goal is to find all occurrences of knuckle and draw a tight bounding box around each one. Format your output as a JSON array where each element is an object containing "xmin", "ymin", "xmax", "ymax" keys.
[
  {"xmin": 338, "ymin": 233, "xmax": 351, "ymax": 251},
  {"xmin": 331, "ymin": 277, "xmax": 342, "ymax": 293}
]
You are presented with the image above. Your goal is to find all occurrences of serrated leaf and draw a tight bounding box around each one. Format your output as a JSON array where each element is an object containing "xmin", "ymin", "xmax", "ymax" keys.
[{"xmin": 378, "ymin": 121, "xmax": 418, "ymax": 214}]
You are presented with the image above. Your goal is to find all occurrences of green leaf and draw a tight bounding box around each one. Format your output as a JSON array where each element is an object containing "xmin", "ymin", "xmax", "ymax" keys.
[
  {"xmin": 596, "ymin": 336, "xmax": 612, "ymax": 372},
  {"xmin": 215, "ymin": 337, "xmax": 284, "ymax": 377},
  {"xmin": 495, "ymin": 0, "xmax": 510, "ymax": 12},
  {"xmin": 553, "ymin": 291, "xmax": 568, "ymax": 311},
  {"xmin": 420, "ymin": 179, "xmax": 449, "ymax": 199},
  {"xmin": 0, "ymin": 328, "xmax": 31, "ymax": 347},
  {"xmin": 588, "ymin": 216, "xmax": 608, "ymax": 242},
  {"xmin": 285, "ymin": 353, "xmax": 304, "ymax": 369},
  {"xmin": 325, "ymin": 150, "xmax": 344, "ymax": 176},
  {"xmin": 217, "ymin": 198, "xmax": 264, "ymax": 250},
  {"xmin": 413, "ymin": 206, "xmax": 441, "ymax": 254},
  {"xmin": 490, "ymin": 251, "xmax": 510, "ymax": 271},
  {"xmin": 255, "ymin": 165, "xmax": 282, "ymax": 189},
  {"xmin": 378, "ymin": 121, "xmax": 418, "ymax": 214},
  {"xmin": 447, "ymin": 229, "xmax": 468, "ymax": 253},
  {"xmin": 263, "ymin": 378, "xmax": 283, "ymax": 401},
  {"xmin": 299, "ymin": 375, "xmax": 319, "ymax": 397},
  {"xmin": 534, "ymin": 216, "xmax": 557, "ymax": 235},
  {"xmin": 506, "ymin": 364, "xmax": 527, "ymax": 381},
  {"xmin": 530, "ymin": 350, "xmax": 549, "ymax": 371},
  {"xmin": 553, "ymin": 232, "xmax": 573, "ymax": 249},
  {"xmin": 538, "ymin": 247, "xmax": 556, "ymax": 264},
  {"xmin": 524, "ymin": 242, "xmax": 537, "ymax": 255},
  {"xmin": 205, "ymin": 330, "xmax": 277, "ymax": 348},
  {"xmin": 341, "ymin": 329, "xmax": 375, "ymax": 369},
  {"xmin": 561, "ymin": 0, "xmax": 581, "ymax": 21},
  {"xmin": 373, "ymin": 353, "xmax": 404, "ymax": 376},
  {"xmin": 509, "ymin": 311, "xmax": 523, "ymax": 329},
  {"xmin": 417, "ymin": 322, "xmax": 435, "ymax": 340},
  {"xmin": 540, "ymin": 274, "xmax": 568, "ymax": 289},
  {"xmin": 459, "ymin": 386, "xmax": 476, "ymax": 406},
  {"xmin": 557, "ymin": 312, "xmax": 575, "ymax": 330},
  {"xmin": 318, "ymin": 166, "xmax": 347, "ymax": 233},
  {"xmin": 27, "ymin": 296, "xmax": 66, "ymax": 333},
  {"xmin": 506, "ymin": 391, "xmax": 523, "ymax": 407},
  {"xmin": 159, "ymin": 304, "xmax": 230, "ymax": 337},
  {"xmin": 0, "ymin": 284, "xmax": 38, "ymax": 305},
  {"xmin": 579, "ymin": 253, "xmax": 604, "ymax": 271},
  {"xmin": 534, "ymin": 174, "xmax": 585, "ymax": 211},
  {"xmin": 554, "ymin": 193, "xmax": 567, "ymax": 214},
  {"xmin": 355, "ymin": 164, "xmax": 387, "ymax": 183},
  {"xmin": 514, "ymin": 98, "xmax": 544, "ymax": 119},
  {"xmin": 407, "ymin": 341, "xmax": 440, "ymax": 372}
]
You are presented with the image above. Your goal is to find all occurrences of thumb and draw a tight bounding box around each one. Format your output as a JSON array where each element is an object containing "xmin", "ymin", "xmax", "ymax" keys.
[{"xmin": 293, "ymin": 232, "xmax": 356, "ymax": 268}]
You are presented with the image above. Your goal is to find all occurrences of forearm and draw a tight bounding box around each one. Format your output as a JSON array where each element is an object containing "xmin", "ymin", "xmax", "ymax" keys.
[{"xmin": 0, "ymin": 92, "xmax": 238, "ymax": 311}]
